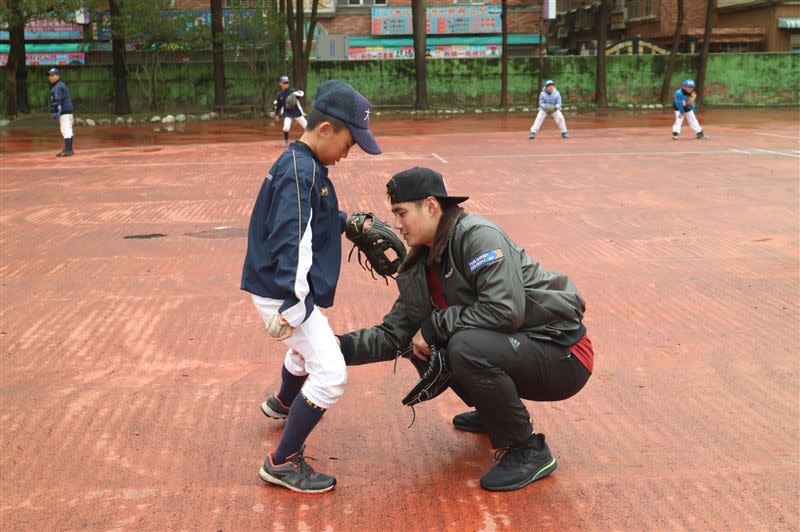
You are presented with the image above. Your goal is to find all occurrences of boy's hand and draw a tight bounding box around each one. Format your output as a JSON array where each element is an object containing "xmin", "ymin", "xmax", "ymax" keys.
[{"xmin": 266, "ymin": 314, "xmax": 293, "ymax": 341}]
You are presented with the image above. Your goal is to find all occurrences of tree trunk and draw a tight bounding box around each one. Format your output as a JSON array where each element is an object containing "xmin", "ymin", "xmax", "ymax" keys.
[
  {"xmin": 412, "ymin": 0, "xmax": 429, "ymax": 109},
  {"xmin": 4, "ymin": 1, "xmax": 22, "ymax": 119},
  {"xmin": 302, "ymin": 0, "xmax": 320, "ymax": 92},
  {"xmin": 538, "ymin": 15, "xmax": 545, "ymax": 95},
  {"xmin": 110, "ymin": 0, "xmax": 131, "ymax": 114},
  {"xmin": 660, "ymin": 0, "xmax": 685, "ymax": 104},
  {"xmin": 286, "ymin": 0, "xmax": 312, "ymax": 91},
  {"xmin": 500, "ymin": 0, "xmax": 507, "ymax": 106},
  {"xmin": 211, "ymin": 0, "xmax": 225, "ymax": 107},
  {"xmin": 696, "ymin": 0, "xmax": 715, "ymax": 106},
  {"xmin": 6, "ymin": 0, "xmax": 28, "ymax": 117},
  {"xmin": 595, "ymin": 0, "xmax": 608, "ymax": 107}
]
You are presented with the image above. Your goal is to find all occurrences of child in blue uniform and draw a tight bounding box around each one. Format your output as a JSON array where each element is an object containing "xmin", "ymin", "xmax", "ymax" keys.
[
  {"xmin": 242, "ymin": 80, "xmax": 381, "ymax": 493},
  {"xmin": 274, "ymin": 75, "xmax": 307, "ymax": 146},
  {"xmin": 529, "ymin": 80, "xmax": 569, "ymax": 139},
  {"xmin": 672, "ymin": 79, "xmax": 705, "ymax": 140}
]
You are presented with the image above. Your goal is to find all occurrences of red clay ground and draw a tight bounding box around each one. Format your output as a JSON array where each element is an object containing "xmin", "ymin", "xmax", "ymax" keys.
[{"xmin": 1, "ymin": 110, "xmax": 798, "ymax": 530}]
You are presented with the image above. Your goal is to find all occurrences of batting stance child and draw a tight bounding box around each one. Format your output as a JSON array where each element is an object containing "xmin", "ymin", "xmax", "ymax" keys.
[
  {"xmin": 672, "ymin": 79, "xmax": 705, "ymax": 140},
  {"xmin": 274, "ymin": 75, "xmax": 307, "ymax": 146},
  {"xmin": 241, "ymin": 80, "xmax": 381, "ymax": 493},
  {"xmin": 338, "ymin": 167, "xmax": 594, "ymax": 492},
  {"xmin": 48, "ymin": 68, "xmax": 75, "ymax": 157},
  {"xmin": 529, "ymin": 80, "xmax": 569, "ymax": 140}
]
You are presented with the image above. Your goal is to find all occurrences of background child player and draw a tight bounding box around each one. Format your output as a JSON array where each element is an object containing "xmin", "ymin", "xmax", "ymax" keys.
[
  {"xmin": 48, "ymin": 68, "xmax": 75, "ymax": 157},
  {"xmin": 529, "ymin": 80, "xmax": 569, "ymax": 140},
  {"xmin": 241, "ymin": 80, "xmax": 381, "ymax": 494},
  {"xmin": 274, "ymin": 75, "xmax": 307, "ymax": 146},
  {"xmin": 672, "ymin": 79, "xmax": 705, "ymax": 140}
]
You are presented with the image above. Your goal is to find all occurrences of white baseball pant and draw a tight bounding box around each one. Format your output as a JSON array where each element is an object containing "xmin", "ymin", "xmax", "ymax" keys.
[
  {"xmin": 59, "ymin": 114, "xmax": 74, "ymax": 139},
  {"xmin": 530, "ymin": 109, "xmax": 567, "ymax": 134},
  {"xmin": 251, "ymin": 294, "xmax": 346, "ymax": 410},
  {"xmin": 673, "ymin": 110, "xmax": 702, "ymax": 135},
  {"xmin": 282, "ymin": 104, "xmax": 308, "ymax": 134}
]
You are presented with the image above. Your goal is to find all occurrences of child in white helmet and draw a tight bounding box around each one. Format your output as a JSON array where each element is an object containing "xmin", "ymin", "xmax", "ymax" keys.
[
  {"xmin": 672, "ymin": 79, "xmax": 705, "ymax": 140},
  {"xmin": 529, "ymin": 80, "xmax": 569, "ymax": 140}
]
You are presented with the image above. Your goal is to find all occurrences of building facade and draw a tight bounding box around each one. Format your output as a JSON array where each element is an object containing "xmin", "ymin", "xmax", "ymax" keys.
[
  {"xmin": 551, "ymin": 0, "xmax": 800, "ymax": 53},
  {"xmin": 179, "ymin": 0, "xmax": 545, "ymax": 60}
]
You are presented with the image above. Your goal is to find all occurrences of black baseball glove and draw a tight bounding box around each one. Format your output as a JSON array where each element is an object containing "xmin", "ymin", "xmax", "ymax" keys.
[
  {"xmin": 345, "ymin": 212, "xmax": 406, "ymax": 280},
  {"xmin": 402, "ymin": 346, "xmax": 452, "ymax": 407},
  {"xmin": 542, "ymin": 103, "xmax": 557, "ymax": 114}
]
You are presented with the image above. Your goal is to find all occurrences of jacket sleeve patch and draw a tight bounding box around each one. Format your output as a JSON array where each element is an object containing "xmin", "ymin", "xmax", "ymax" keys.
[{"xmin": 467, "ymin": 248, "xmax": 504, "ymax": 272}]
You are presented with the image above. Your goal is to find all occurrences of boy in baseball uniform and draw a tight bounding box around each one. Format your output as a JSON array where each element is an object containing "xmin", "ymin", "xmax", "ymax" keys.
[
  {"xmin": 529, "ymin": 80, "xmax": 569, "ymax": 140},
  {"xmin": 274, "ymin": 75, "xmax": 307, "ymax": 146},
  {"xmin": 242, "ymin": 80, "xmax": 381, "ymax": 493},
  {"xmin": 48, "ymin": 68, "xmax": 75, "ymax": 157},
  {"xmin": 672, "ymin": 79, "xmax": 705, "ymax": 140}
]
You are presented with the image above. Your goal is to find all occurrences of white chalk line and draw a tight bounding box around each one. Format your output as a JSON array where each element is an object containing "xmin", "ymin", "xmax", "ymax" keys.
[
  {"xmin": 753, "ymin": 132, "xmax": 799, "ymax": 140},
  {"xmin": 432, "ymin": 152, "xmax": 448, "ymax": 163}
]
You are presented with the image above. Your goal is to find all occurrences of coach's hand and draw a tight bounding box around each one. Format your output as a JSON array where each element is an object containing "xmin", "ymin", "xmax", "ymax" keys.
[{"xmin": 411, "ymin": 330, "xmax": 432, "ymax": 361}]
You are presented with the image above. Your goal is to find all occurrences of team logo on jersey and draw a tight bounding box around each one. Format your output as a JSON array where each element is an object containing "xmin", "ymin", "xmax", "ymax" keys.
[
  {"xmin": 467, "ymin": 248, "xmax": 504, "ymax": 272},
  {"xmin": 265, "ymin": 173, "xmax": 274, "ymax": 181},
  {"xmin": 320, "ymin": 185, "xmax": 329, "ymax": 197}
]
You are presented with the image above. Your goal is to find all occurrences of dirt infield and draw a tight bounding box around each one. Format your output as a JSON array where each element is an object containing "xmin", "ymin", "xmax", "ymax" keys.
[{"xmin": 1, "ymin": 111, "xmax": 798, "ymax": 530}]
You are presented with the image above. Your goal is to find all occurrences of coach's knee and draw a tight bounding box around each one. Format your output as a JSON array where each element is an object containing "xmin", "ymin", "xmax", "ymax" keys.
[{"xmin": 447, "ymin": 330, "xmax": 488, "ymax": 377}]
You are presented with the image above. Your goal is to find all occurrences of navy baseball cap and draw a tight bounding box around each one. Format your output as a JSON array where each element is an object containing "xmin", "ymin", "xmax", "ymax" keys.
[
  {"xmin": 48, "ymin": 68, "xmax": 61, "ymax": 75},
  {"xmin": 387, "ymin": 167, "xmax": 468, "ymax": 204},
  {"xmin": 279, "ymin": 75, "xmax": 289, "ymax": 83},
  {"xmin": 312, "ymin": 80, "xmax": 381, "ymax": 155}
]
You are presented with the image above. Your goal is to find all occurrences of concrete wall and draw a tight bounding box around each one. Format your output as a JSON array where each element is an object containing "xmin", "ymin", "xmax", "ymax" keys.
[{"xmin": 2, "ymin": 52, "xmax": 797, "ymax": 113}]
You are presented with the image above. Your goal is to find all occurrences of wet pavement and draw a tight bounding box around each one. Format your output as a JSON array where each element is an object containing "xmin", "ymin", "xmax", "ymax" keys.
[
  {"xmin": 1, "ymin": 110, "xmax": 799, "ymax": 530},
  {"xmin": 3, "ymin": 107, "xmax": 797, "ymax": 154}
]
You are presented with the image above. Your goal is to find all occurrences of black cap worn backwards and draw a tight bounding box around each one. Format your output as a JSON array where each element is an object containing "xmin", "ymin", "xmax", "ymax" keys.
[
  {"xmin": 312, "ymin": 80, "xmax": 381, "ymax": 155},
  {"xmin": 386, "ymin": 167, "xmax": 469, "ymax": 204}
]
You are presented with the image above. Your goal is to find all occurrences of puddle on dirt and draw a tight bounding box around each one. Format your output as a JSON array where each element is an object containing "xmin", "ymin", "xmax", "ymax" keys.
[{"xmin": 123, "ymin": 233, "xmax": 167, "ymax": 239}]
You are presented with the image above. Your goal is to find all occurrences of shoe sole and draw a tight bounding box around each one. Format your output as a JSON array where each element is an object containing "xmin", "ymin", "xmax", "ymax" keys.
[
  {"xmin": 479, "ymin": 457, "xmax": 558, "ymax": 492},
  {"xmin": 258, "ymin": 466, "xmax": 335, "ymax": 493},
  {"xmin": 260, "ymin": 401, "xmax": 288, "ymax": 420}
]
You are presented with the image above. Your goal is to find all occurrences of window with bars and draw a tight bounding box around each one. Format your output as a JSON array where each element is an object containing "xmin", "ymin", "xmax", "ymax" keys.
[
  {"xmin": 336, "ymin": 0, "xmax": 386, "ymax": 5},
  {"xmin": 626, "ymin": 0, "xmax": 659, "ymax": 19},
  {"xmin": 223, "ymin": 0, "xmax": 268, "ymax": 7}
]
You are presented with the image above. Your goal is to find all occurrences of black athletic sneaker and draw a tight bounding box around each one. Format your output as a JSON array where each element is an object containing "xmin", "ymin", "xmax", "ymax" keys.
[
  {"xmin": 260, "ymin": 393, "xmax": 290, "ymax": 419},
  {"xmin": 452, "ymin": 411, "xmax": 486, "ymax": 433},
  {"xmin": 480, "ymin": 433, "xmax": 557, "ymax": 492},
  {"xmin": 672, "ymin": 132, "xmax": 679, "ymax": 140},
  {"xmin": 259, "ymin": 449, "xmax": 336, "ymax": 493},
  {"xmin": 696, "ymin": 130, "xmax": 705, "ymax": 140}
]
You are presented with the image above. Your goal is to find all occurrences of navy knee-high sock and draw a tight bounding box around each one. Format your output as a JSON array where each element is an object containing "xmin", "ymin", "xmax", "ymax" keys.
[
  {"xmin": 273, "ymin": 394, "xmax": 325, "ymax": 464},
  {"xmin": 276, "ymin": 365, "xmax": 306, "ymax": 407}
]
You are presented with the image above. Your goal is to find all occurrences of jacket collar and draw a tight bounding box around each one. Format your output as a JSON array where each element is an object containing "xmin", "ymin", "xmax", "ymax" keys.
[
  {"xmin": 398, "ymin": 206, "xmax": 465, "ymax": 274},
  {"xmin": 292, "ymin": 140, "xmax": 323, "ymax": 166}
]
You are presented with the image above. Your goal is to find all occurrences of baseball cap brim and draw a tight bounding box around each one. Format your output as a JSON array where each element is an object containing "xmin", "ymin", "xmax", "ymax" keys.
[
  {"xmin": 349, "ymin": 125, "xmax": 382, "ymax": 155},
  {"xmin": 438, "ymin": 195, "xmax": 469, "ymax": 204}
]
